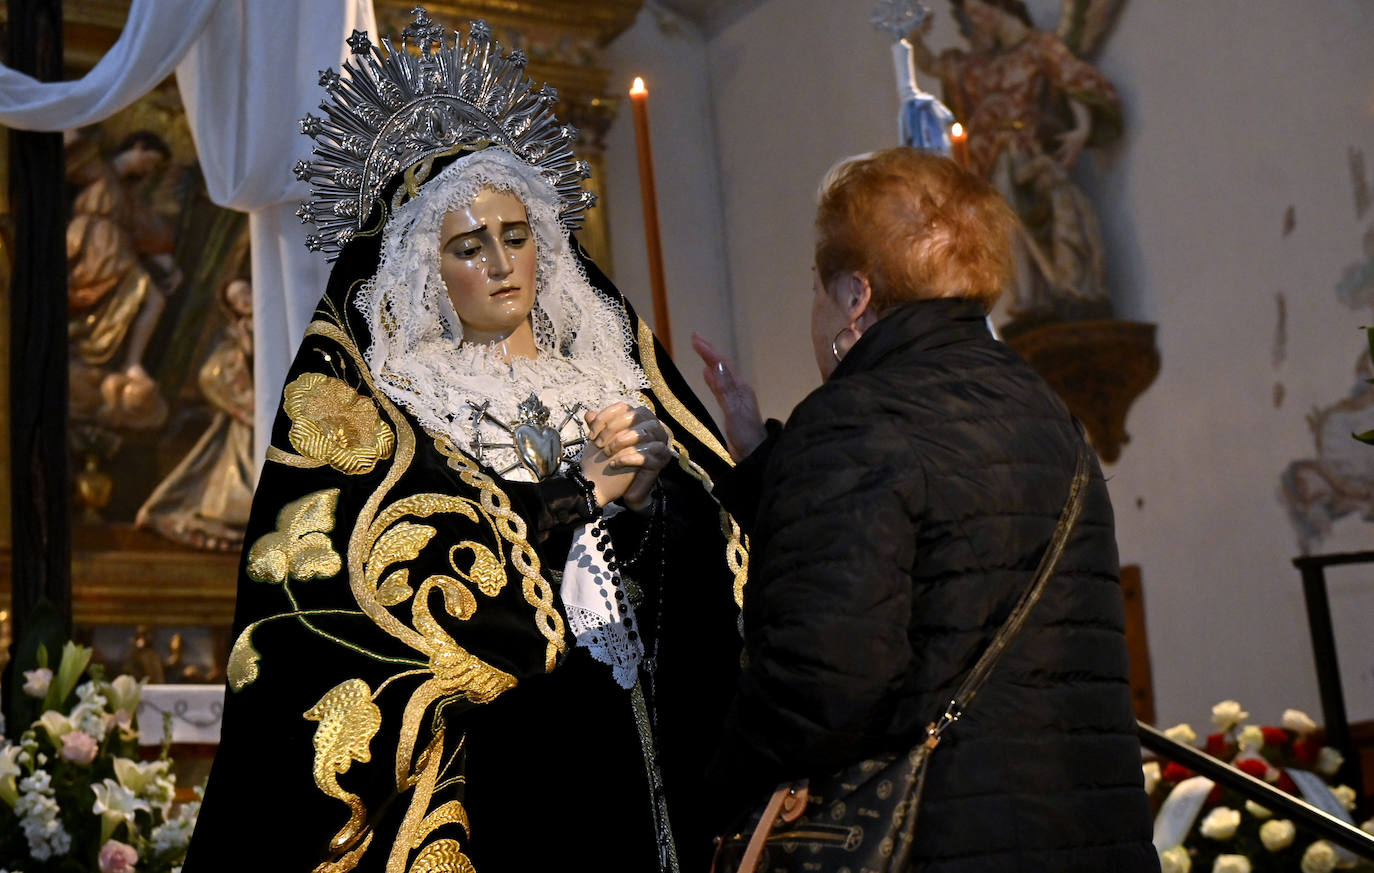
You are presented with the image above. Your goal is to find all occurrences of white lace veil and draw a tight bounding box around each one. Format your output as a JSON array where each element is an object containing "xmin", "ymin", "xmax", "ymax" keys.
[{"xmin": 355, "ymin": 148, "xmax": 647, "ymax": 456}]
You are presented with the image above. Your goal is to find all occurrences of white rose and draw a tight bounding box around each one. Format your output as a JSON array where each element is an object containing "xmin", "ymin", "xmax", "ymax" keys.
[
  {"xmin": 1245, "ymin": 800, "xmax": 1273, "ymax": 819},
  {"xmin": 1315, "ymin": 747, "xmax": 1344, "ymax": 776},
  {"xmin": 1237, "ymin": 725, "xmax": 1264, "ymax": 754},
  {"xmin": 1165, "ymin": 723, "xmax": 1197, "ymax": 744},
  {"xmin": 1361, "ymin": 817, "xmax": 1374, "ymax": 836},
  {"xmin": 1211, "ymin": 700, "xmax": 1249, "ymax": 731},
  {"xmin": 1300, "ymin": 840, "xmax": 1337, "ymax": 873},
  {"xmin": 1281, "ymin": 709, "xmax": 1317, "ymax": 735},
  {"xmin": 1142, "ymin": 761, "xmax": 1160, "ymax": 794},
  {"xmin": 1259, "ymin": 819, "xmax": 1296, "ymax": 851},
  {"xmin": 1200, "ymin": 806, "xmax": 1242, "ymax": 841},
  {"xmin": 21, "ymin": 668, "xmax": 52, "ymax": 698},
  {"xmin": 1212, "ymin": 854, "xmax": 1252, "ymax": 873},
  {"xmin": 1160, "ymin": 845, "xmax": 1193, "ymax": 873},
  {"xmin": 1331, "ymin": 784, "xmax": 1357, "ymax": 811}
]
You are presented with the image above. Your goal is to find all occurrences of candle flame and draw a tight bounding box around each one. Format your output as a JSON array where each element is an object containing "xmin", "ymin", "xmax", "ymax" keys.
[
  {"xmin": 631, "ymin": 77, "xmax": 647, "ymax": 96},
  {"xmin": 950, "ymin": 122, "xmax": 966, "ymax": 140}
]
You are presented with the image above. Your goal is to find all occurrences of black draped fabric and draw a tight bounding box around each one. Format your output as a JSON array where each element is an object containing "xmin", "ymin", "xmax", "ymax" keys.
[
  {"xmin": 182, "ymin": 229, "xmax": 744, "ymax": 873},
  {"xmin": 711, "ymin": 298, "xmax": 1158, "ymax": 873}
]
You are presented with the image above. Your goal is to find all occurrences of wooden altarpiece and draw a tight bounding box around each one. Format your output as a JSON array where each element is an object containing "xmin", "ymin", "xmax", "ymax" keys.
[{"xmin": 0, "ymin": 0, "xmax": 644, "ymax": 687}]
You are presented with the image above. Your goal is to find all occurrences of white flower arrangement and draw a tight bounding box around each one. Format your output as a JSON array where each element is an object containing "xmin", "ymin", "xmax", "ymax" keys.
[
  {"xmin": 1299, "ymin": 840, "xmax": 1337, "ymax": 873},
  {"xmin": 1200, "ymin": 807, "xmax": 1242, "ymax": 841},
  {"xmin": 1212, "ymin": 701, "xmax": 1250, "ymax": 732},
  {"xmin": 1147, "ymin": 700, "xmax": 1373, "ymax": 873},
  {"xmin": 0, "ymin": 641, "xmax": 200, "ymax": 872},
  {"xmin": 1212, "ymin": 854, "xmax": 1253, "ymax": 873}
]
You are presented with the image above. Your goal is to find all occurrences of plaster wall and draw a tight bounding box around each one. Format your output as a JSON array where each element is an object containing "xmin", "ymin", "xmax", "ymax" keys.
[{"xmin": 604, "ymin": 0, "xmax": 1374, "ymax": 731}]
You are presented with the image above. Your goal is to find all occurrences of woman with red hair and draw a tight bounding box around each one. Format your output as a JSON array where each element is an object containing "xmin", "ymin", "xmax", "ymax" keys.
[{"xmin": 699, "ymin": 148, "xmax": 1156, "ymax": 872}]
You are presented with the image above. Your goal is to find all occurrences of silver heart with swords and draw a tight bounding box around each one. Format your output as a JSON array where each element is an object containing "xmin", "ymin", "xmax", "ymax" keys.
[{"xmin": 467, "ymin": 393, "xmax": 586, "ymax": 480}]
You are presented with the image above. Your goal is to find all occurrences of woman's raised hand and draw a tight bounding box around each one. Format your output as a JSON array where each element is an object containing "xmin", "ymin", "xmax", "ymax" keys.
[
  {"xmin": 691, "ymin": 333, "xmax": 765, "ymax": 461},
  {"xmin": 582, "ymin": 403, "xmax": 674, "ymax": 511}
]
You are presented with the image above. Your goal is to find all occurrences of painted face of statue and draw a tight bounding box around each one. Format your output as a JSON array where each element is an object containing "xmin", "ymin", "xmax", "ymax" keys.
[{"xmin": 439, "ymin": 187, "xmax": 538, "ymax": 347}]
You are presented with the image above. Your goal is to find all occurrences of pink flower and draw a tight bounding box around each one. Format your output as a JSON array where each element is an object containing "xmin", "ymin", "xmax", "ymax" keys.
[
  {"xmin": 61, "ymin": 730, "xmax": 99, "ymax": 765},
  {"xmin": 98, "ymin": 839, "xmax": 139, "ymax": 873}
]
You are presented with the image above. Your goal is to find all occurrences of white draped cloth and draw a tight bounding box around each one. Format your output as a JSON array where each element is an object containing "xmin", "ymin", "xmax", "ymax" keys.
[{"xmin": 0, "ymin": 0, "xmax": 377, "ymax": 461}]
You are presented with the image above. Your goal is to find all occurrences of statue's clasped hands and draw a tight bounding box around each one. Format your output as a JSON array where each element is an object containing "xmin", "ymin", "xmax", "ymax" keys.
[{"xmin": 579, "ymin": 403, "xmax": 674, "ymax": 511}]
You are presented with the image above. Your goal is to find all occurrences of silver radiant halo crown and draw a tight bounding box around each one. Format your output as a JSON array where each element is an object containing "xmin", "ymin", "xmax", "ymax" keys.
[{"xmin": 295, "ymin": 7, "xmax": 594, "ymax": 259}]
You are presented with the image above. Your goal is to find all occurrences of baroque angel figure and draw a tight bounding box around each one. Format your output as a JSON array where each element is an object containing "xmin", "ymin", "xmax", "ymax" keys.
[{"xmin": 910, "ymin": 0, "xmax": 1125, "ymax": 325}]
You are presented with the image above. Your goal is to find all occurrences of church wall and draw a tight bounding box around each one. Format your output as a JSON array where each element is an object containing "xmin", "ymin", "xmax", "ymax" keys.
[
  {"xmin": 602, "ymin": 8, "xmax": 736, "ymax": 408},
  {"xmin": 606, "ymin": 0, "xmax": 1374, "ymax": 732}
]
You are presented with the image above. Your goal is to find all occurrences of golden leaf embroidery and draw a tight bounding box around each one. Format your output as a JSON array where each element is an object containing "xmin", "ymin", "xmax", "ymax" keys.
[
  {"xmin": 247, "ymin": 489, "xmax": 343, "ymax": 584},
  {"xmin": 412, "ymin": 801, "xmax": 471, "ymax": 847},
  {"xmin": 452, "ymin": 542, "xmax": 504, "ymax": 597},
  {"xmin": 430, "ymin": 642, "xmax": 516, "ymax": 704},
  {"xmin": 305, "ymin": 679, "xmax": 383, "ymax": 857},
  {"xmin": 375, "ymin": 569, "xmax": 415, "ymax": 607},
  {"xmin": 409, "ymin": 839, "xmax": 475, "ymax": 873},
  {"xmin": 284, "ymin": 372, "xmax": 395, "ymax": 475},
  {"xmin": 226, "ymin": 622, "xmax": 262, "ymax": 692},
  {"xmin": 366, "ymin": 521, "xmax": 437, "ymax": 589},
  {"xmin": 417, "ymin": 576, "xmax": 477, "ymax": 623}
]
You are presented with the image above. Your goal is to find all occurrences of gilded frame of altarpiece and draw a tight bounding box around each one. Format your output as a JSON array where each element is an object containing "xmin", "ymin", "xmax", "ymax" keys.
[{"xmin": 0, "ymin": 0, "xmax": 642, "ymax": 677}]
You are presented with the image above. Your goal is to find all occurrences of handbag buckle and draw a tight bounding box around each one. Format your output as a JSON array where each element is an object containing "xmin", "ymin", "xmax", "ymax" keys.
[{"xmin": 926, "ymin": 699, "xmax": 963, "ymax": 748}]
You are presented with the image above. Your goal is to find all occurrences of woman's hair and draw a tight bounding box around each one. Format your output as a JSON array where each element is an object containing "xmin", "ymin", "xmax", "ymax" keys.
[{"xmin": 814, "ymin": 147, "xmax": 1017, "ymax": 313}]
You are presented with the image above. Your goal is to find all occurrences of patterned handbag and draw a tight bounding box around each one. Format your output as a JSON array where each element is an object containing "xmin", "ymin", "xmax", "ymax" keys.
[{"xmin": 711, "ymin": 448, "xmax": 1091, "ymax": 873}]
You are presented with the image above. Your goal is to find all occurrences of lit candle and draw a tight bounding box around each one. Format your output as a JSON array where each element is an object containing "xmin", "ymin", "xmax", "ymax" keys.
[
  {"xmin": 949, "ymin": 121, "xmax": 971, "ymax": 170},
  {"xmin": 630, "ymin": 76, "xmax": 673, "ymax": 355}
]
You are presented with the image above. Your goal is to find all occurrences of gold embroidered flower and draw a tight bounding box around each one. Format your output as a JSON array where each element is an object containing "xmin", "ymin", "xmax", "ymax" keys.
[
  {"xmin": 247, "ymin": 489, "xmax": 343, "ymax": 584},
  {"xmin": 284, "ymin": 372, "xmax": 395, "ymax": 475}
]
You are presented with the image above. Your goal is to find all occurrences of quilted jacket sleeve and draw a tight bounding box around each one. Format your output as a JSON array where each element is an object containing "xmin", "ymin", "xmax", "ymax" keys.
[{"xmin": 710, "ymin": 380, "xmax": 925, "ymax": 803}]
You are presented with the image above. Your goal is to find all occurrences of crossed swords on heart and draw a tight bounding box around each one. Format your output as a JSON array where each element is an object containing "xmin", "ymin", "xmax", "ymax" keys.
[{"xmin": 467, "ymin": 393, "xmax": 586, "ymax": 480}]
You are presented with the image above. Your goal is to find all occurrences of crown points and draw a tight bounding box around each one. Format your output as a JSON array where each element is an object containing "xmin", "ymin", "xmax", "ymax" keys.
[
  {"xmin": 347, "ymin": 29, "xmax": 372, "ymax": 54},
  {"xmin": 403, "ymin": 6, "xmax": 446, "ymax": 51},
  {"xmin": 298, "ymin": 10, "xmax": 594, "ymax": 259}
]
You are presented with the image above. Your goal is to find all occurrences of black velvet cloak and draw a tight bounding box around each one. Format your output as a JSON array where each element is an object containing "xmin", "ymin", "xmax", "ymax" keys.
[{"xmin": 181, "ymin": 231, "xmax": 745, "ymax": 873}]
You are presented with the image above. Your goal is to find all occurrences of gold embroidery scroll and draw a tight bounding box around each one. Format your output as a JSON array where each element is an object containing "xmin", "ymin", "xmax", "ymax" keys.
[
  {"xmin": 284, "ymin": 372, "xmax": 396, "ymax": 475},
  {"xmin": 305, "ymin": 679, "xmax": 384, "ymax": 858},
  {"xmin": 410, "ymin": 840, "xmax": 476, "ymax": 873},
  {"xmin": 637, "ymin": 316, "xmax": 733, "ymax": 466},
  {"xmin": 247, "ymin": 489, "xmax": 343, "ymax": 584},
  {"xmin": 450, "ymin": 542, "xmax": 504, "ymax": 597},
  {"xmin": 432, "ymin": 437, "xmax": 566, "ymax": 671}
]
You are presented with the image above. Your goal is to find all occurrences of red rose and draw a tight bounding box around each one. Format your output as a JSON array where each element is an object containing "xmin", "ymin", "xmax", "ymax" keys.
[
  {"xmin": 1261, "ymin": 727, "xmax": 1289, "ymax": 748},
  {"xmin": 1205, "ymin": 733, "xmax": 1231, "ymax": 758},
  {"xmin": 1276, "ymin": 771, "xmax": 1299, "ymax": 794},
  {"xmin": 1163, "ymin": 763, "xmax": 1193, "ymax": 783},
  {"xmin": 1292, "ymin": 740, "xmax": 1320, "ymax": 766},
  {"xmin": 1237, "ymin": 758, "xmax": 1270, "ymax": 780},
  {"xmin": 1205, "ymin": 784, "xmax": 1224, "ymax": 806}
]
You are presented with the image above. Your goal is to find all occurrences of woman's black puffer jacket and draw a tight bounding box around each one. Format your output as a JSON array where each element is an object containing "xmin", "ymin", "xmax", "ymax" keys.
[{"xmin": 712, "ymin": 297, "xmax": 1159, "ymax": 873}]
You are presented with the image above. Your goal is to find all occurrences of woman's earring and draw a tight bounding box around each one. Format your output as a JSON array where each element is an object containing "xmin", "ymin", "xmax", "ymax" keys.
[{"xmin": 831, "ymin": 324, "xmax": 861, "ymax": 363}]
